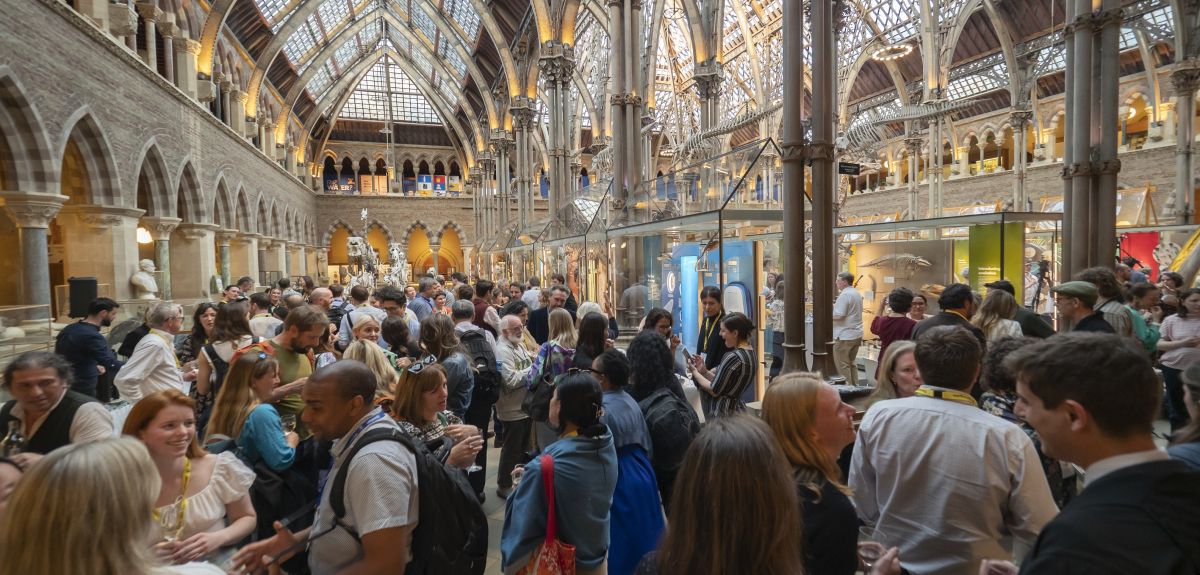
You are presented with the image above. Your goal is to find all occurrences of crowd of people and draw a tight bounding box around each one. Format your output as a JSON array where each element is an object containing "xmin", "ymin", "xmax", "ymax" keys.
[{"xmin": 0, "ymin": 264, "xmax": 1198, "ymax": 575}]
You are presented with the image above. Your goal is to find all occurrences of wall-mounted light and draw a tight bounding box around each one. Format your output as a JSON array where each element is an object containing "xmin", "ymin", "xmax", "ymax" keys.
[
  {"xmin": 136, "ymin": 227, "xmax": 153, "ymax": 245},
  {"xmin": 1127, "ymin": 106, "xmax": 1139, "ymax": 119}
]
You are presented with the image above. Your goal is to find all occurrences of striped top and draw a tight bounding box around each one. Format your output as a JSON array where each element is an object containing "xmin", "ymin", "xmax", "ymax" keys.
[{"xmin": 710, "ymin": 347, "xmax": 756, "ymax": 417}]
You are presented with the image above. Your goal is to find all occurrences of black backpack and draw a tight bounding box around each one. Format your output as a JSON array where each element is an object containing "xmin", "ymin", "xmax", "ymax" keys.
[
  {"xmin": 638, "ymin": 386, "xmax": 701, "ymax": 482},
  {"xmin": 327, "ymin": 300, "xmax": 352, "ymax": 331},
  {"xmin": 330, "ymin": 427, "xmax": 487, "ymax": 575},
  {"xmin": 458, "ymin": 328, "xmax": 501, "ymax": 407}
]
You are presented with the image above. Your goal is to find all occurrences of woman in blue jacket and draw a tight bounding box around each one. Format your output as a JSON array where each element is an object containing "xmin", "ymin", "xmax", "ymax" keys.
[{"xmin": 501, "ymin": 372, "xmax": 618, "ymax": 574}]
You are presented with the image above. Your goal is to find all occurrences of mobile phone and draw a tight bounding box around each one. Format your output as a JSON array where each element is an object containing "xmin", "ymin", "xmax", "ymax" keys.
[{"xmin": 681, "ymin": 347, "xmax": 693, "ymax": 362}]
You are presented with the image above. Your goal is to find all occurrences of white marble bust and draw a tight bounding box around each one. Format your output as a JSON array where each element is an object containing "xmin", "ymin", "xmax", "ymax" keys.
[{"xmin": 130, "ymin": 259, "xmax": 159, "ymax": 300}]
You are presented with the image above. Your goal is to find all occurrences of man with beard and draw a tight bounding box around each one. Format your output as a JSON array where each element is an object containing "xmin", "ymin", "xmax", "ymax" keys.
[
  {"xmin": 494, "ymin": 314, "xmax": 534, "ymax": 499},
  {"xmin": 235, "ymin": 304, "xmax": 326, "ymax": 439},
  {"xmin": 54, "ymin": 298, "xmax": 123, "ymax": 400}
]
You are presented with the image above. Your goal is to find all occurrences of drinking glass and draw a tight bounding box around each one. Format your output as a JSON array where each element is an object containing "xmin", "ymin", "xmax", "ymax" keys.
[
  {"xmin": 465, "ymin": 428, "xmax": 484, "ymax": 473},
  {"xmin": 280, "ymin": 414, "xmax": 297, "ymax": 433},
  {"xmin": 857, "ymin": 525, "xmax": 887, "ymax": 569}
]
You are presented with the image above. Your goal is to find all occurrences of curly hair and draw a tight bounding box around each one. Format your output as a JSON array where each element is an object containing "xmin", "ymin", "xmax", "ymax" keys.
[{"xmin": 627, "ymin": 331, "xmax": 676, "ymax": 401}]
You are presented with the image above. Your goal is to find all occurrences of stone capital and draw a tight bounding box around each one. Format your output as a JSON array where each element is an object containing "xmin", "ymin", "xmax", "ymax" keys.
[
  {"xmin": 109, "ymin": 2, "xmax": 138, "ymax": 36},
  {"xmin": 235, "ymin": 232, "xmax": 262, "ymax": 246},
  {"xmin": 140, "ymin": 216, "xmax": 182, "ymax": 240},
  {"xmin": 806, "ymin": 142, "xmax": 837, "ymax": 162},
  {"xmin": 135, "ymin": 2, "xmax": 163, "ymax": 22},
  {"xmin": 176, "ymin": 222, "xmax": 220, "ymax": 241},
  {"xmin": 1170, "ymin": 61, "xmax": 1200, "ymax": 96},
  {"xmin": 1010, "ymin": 110, "xmax": 1034, "ymax": 125},
  {"xmin": 177, "ymin": 37, "xmax": 202, "ymax": 55},
  {"xmin": 215, "ymin": 229, "xmax": 238, "ymax": 246},
  {"xmin": 158, "ymin": 21, "xmax": 178, "ymax": 38},
  {"xmin": 0, "ymin": 192, "xmax": 69, "ymax": 229},
  {"xmin": 693, "ymin": 60, "xmax": 725, "ymax": 100},
  {"xmin": 231, "ymin": 89, "xmax": 248, "ymax": 104},
  {"xmin": 58, "ymin": 204, "xmax": 145, "ymax": 229}
]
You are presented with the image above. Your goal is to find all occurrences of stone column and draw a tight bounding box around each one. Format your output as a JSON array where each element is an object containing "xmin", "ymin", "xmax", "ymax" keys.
[
  {"xmin": 274, "ymin": 240, "xmax": 289, "ymax": 279},
  {"xmin": 809, "ymin": 0, "xmax": 837, "ymax": 376},
  {"xmin": 158, "ymin": 22, "xmax": 177, "ymax": 84},
  {"xmin": 56, "ymin": 204, "xmax": 145, "ymax": 301},
  {"xmin": 141, "ymin": 216, "xmax": 181, "ymax": 301},
  {"xmin": 0, "ymin": 192, "xmax": 68, "ymax": 317},
  {"xmin": 234, "ymin": 233, "xmax": 261, "ymax": 286},
  {"xmin": 135, "ymin": 3, "xmax": 161, "ymax": 71},
  {"xmin": 429, "ymin": 242, "xmax": 441, "ymax": 273},
  {"xmin": 175, "ymin": 37, "xmax": 201, "ymax": 100},
  {"xmin": 1011, "ymin": 110, "xmax": 1033, "ymax": 210},
  {"xmin": 215, "ymin": 229, "xmax": 236, "ymax": 288},
  {"xmin": 230, "ymin": 90, "xmax": 248, "ymax": 135},
  {"xmin": 220, "ymin": 81, "xmax": 233, "ymax": 126},
  {"xmin": 780, "ymin": 0, "xmax": 807, "ymax": 373},
  {"xmin": 108, "ymin": 2, "xmax": 138, "ymax": 53},
  {"xmin": 257, "ymin": 238, "xmax": 273, "ymax": 282},
  {"xmin": 174, "ymin": 223, "xmax": 219, "ymax": 299},
  {"xmin": 1172, "ymin": 62, "xmax": 1200, "ymax": 224}
]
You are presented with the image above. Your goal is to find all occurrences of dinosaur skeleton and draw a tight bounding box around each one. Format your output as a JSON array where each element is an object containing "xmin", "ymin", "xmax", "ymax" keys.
[{"xmin": 843, "ymin": 99, "xmax": 983, "ymax": 160}]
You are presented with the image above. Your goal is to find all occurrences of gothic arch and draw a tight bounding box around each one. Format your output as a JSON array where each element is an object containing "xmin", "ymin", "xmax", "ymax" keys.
[
  {"xmin": 403, "ymin": 220, "xmax": 432, "ymax": 244},
  {"xmin": 133, "ymin": 141, "xmax": 173, "ymax": 217},
  {"xmin": 236, "ymin": 186, "xmax": 255, "ymax": 233},
  {"xmin": 175, "ymin": 160, "xmax": 206, "ymax": 223},
  {"xmin": 0, "ymin": 69, "xmax": 55, "ymax": 192},
  {"xmin": 322, "ymin": 218, "xmax": 354, "ymax": 246},
  {"xmin": 57, "ymin": 108, "xmax": 120, "ymax": 206},
  {"xmin": 213, "ymin": 176, "xmax": 234, "ymax": 229},
  {"xmin": 361, "ymin": 219, "xmax": 395, "ymax": 243},
  {"xmin": 435, "ymin": 221, "xmax": 466, "ymax": 244}
]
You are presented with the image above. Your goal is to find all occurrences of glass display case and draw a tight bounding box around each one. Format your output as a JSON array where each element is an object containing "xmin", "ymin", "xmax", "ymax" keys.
[{"xmin": 0, "ymin": 304, "xmax": 54, "ymax": 378}]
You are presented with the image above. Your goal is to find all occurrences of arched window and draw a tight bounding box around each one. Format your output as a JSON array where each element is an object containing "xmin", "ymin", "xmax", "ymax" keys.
[
  {"xmin": 375, "ymin": 159, "xmax": 389, "ymax": 195},
  {"xmin": 358, "ymin": 158, "xmax": 372, "ymax": 194},
  {"xmin": 323, "ymin": 157, "xmax": 338, "ymax": 193},
  {"xmin": 340, "ymin": 157, "xmax": 356, "ymax": 194}
]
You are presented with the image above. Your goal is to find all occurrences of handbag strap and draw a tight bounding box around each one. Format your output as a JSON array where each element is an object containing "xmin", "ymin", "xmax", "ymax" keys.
[{"xmin": 541, "ymin": 454, "xmax": 557, "ymax": 544}]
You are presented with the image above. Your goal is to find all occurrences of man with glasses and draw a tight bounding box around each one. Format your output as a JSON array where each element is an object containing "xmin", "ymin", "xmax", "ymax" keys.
[
  {"xmin": 494, "ymin": 315, "xmax": 534, "ymax": 499},
  {"xmin": 114, "ymin": 303, "xmax": 196, "ymax": 403},
  {"xmin": 1052, "ymin": 281, "xmax": 1115, "ymax": 333}
]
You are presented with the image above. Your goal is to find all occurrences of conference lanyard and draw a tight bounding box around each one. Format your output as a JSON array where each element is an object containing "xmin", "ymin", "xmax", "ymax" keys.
[
  {"xmin": 914, "ymin": 385, "xmax": 977, "ymax": 407},
  {"xmin": 701, "ymin": 312, "xmax": 723, "ymax": 346}
]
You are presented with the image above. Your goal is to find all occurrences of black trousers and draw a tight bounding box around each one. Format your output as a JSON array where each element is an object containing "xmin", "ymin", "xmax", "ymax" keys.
[
  {"xmin": 496, "ymin": 418, "xmax": 533, "ymax": 489},
  {"xmin": 464, "ymin": 397, "xmax": 493, "ymax": 495}
]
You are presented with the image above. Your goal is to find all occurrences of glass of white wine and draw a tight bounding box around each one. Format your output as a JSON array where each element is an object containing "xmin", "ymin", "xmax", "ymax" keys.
[{"xmin": 857, "ymin": 525, "xmax": 887, "ymax": 569}]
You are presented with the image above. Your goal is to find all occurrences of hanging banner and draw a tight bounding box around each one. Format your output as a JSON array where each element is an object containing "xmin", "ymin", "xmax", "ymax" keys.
[
  {"xmin": 433, "ymin": 175, "xmax": 447, "ymax": 195},
  {"xmin": 447, "ymin": 176, "xmax": 463, "ymax": 194},
  {"xmin": 417, "ymin": 174, "xmax": 433, "ymax": 196}
]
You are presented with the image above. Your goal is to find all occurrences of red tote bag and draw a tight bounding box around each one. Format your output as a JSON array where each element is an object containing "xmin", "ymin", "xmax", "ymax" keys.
[{"xmin": 516, "ymin": 454, "xmax": 576, "ymax": 575}]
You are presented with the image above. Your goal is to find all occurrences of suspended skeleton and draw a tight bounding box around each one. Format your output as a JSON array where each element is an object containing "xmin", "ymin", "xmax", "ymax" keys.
[
  {"xmin": 672, "ymin": 101, "xmax": 784, "ymax": 167},
  {"xmin": 842, "ymin": 99, "xmax": 983, "ymax": 161},
  {"xmin": 345, "ymin": 236, "xmax": 378, "ymax": 290}
]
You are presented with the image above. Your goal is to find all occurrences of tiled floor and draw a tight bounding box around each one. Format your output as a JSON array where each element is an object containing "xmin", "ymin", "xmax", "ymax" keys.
[{"xmin": 480, "ymin": 438, "xmax": 509, "ymax": 575}]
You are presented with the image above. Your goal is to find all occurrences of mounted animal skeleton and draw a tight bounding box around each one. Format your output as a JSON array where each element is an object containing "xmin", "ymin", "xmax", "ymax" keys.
[
  {"xmin": 384, "ymin": 243, "xmax": 410, "ymax": 286},
  {"xmin": 345, "ymin": 236, "xmax": 379, "ymax": 289}
]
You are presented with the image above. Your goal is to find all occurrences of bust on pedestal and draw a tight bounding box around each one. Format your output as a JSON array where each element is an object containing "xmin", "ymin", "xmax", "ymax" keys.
[{"xmin": 130, "ymin": 259, "xmax": 160, "ymax": 300}]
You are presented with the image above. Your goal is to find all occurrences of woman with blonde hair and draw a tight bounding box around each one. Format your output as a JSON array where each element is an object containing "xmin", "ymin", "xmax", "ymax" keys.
[
  {"xmin": 123, "ymin": 390, "xmax": 255, "ymax": 565},
  {"xmin": 343, "ymin": 339, "xmax": 400, "ymax": 397},
  {"xmin": 762, "ymin": 373, "xmax": 901, "ymax": 575},
  {"xmin": 0, "ymin": 438, "xmax": 224, "ymax": 575},
  {"xmin": 527, "ymin": 307, "xmax": 579, "ymax": 448},
  {"xmin": 205, "ymin": 352, "xmax": 298, "ymax": 472},
  {"xmin": 971, "ymin": 289, "xmax": 1022, "ymax": 342},
  {"xmin": 865, "ymin": 340, "xmax": 922, "ymax": 408}
]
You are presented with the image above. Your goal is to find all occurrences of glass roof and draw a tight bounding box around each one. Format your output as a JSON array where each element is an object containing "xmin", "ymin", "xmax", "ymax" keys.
[
  {"xmin": 339, "ymin": 56, "xmax": 442, "ymax": 124},
  {"xmin": 442, "ymin": 0, "xmax": 481, "ymax": 40}
]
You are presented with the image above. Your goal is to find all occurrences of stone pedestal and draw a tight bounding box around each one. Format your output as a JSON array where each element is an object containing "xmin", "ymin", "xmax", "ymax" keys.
[{"xmin": 173, "ymin": 223, "xmax": 219, "ymax": 300}]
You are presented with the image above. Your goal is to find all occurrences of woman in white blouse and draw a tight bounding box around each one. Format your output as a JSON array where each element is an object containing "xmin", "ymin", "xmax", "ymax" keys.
[
  {"xmin": 193, "ymin": 301, "xmax": 257, "ymax": 435},
  {"xmin": 971, "ymin": 289, "xmax": 1023, "ymax": 342},
  {"xmin": 123, "ymin": 389, "xmax": 256, "ymax": 565}
]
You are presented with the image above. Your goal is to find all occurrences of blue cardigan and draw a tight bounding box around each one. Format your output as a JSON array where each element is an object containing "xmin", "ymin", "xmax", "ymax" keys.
[
  {"xmin": 501, "ymin": 430, "xmax": 618, "ymax": 572},
  {"xmin": 237, "ymin": 404, "xmax": 295, "ymax": 471}
]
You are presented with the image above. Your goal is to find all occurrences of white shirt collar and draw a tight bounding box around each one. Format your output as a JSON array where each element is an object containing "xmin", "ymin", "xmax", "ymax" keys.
[{"xmin": 1083, "ymin": 448, "xmax": 1169, "ymax": 487}]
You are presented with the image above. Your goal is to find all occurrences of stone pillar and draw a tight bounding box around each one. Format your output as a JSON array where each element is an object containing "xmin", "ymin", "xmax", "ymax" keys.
[
  {"xmin": 56, "ymin": 204, "xmax": 145, "ymax": 301},
  {"xmin": 174, "ymin": 223, "xmax": 219, "ymax": 299},
  {"xmin": 108, "ymin": 2, "xmax": 138, "ymax": 53},
  {"xmin": 135, "ymin": 3, "xmax": 161, "ymax": 71},
  {"xmin": 233, "ymin": 233, "xmax": 261, "ymax": 286},
  {"xmin": 230, "ymin": 90, "xmax": 248, "ymax": 135},
  {"xmin": 1172, "ymin": 62, "xmax": 1200, "ymax": 224},
  {"xmin": 220, "ymin": 81, "xmax": 233, "ymax": 126},
  {"xmin": 0, "ymin": 192, "xmax": 68, "ymax": 317},
  {"xmin": 141, "ymin": 216, "xmax": 181, "ymax": 301},
  {"xmin": 215, "ymin": 229, "xmax": 236, "ymax": 288},
  {"xmin": 274, "ymin": 240, "xmax": 289, "ymax": 279},
  {"xmin": 175, "ymin": 37, "xmax": 201, "ymax": 99},
  {"xmin": 158, "ymin": 22, "xmax": 177, "ymax": 84},
  {"xmin": 809, "ymin": 0, "xmax": 837, "ymax": 376},
  {"xmin": 780, "ymin": 0, "xmax": 807, "ymax": 373},
  {"xmin": 257, "ymin": 238, "xmax": 273, "ymax": 282},
  {"xmin": 904, "ymin": 137, "xmax": 923, "ymax": 218},
  {"xmin": 429, "ymin": 242, "xmax": 441, "ymax": 273},
  {"xmin": 1011, "ymin": 110, "xmax": 1033, "ymax": 210}
]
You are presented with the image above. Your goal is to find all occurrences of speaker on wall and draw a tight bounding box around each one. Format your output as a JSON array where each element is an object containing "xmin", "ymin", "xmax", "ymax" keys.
[{"xmin": 67, "ymin": 277, "xmax": 98, "ymax": 318}]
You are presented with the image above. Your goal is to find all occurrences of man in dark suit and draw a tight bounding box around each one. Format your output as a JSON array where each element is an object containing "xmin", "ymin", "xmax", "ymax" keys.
[
  {"xmin": 54, "ymin": 297, "xmax": 122, "ymax": 400},
  {"xmin": 528, "ymin": 285, "xmax": 574, "ymax": 344},
  {"xmin": 984, "ymin": 280, "xmax": 1054, "ymax": 338},
  {"xmin": 987, "ymin": 333, "xmax": 1200, "ymax": 574},
  {"xmin": 911, "ymin": 283, "xmax": 986, "ymax": 351}
]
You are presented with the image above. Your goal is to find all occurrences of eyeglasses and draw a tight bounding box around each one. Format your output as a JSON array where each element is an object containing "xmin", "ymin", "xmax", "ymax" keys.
[
  {"xmin": 566, "ymin": 367, "xmax": 602, "ymax": 376},
  {"xmin": 407, "ymin": 355, "xmax": 438, "ymax": 374}
]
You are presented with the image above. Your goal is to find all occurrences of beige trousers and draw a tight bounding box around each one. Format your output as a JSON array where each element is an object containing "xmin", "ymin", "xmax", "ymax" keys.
[{"xmin": 833, "ymin": 338, "xmax": 862, "ymax": 385}]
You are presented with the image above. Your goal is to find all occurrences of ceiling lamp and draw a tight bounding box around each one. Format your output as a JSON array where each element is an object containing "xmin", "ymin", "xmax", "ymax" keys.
[{"xmin": 871, "ymin": 43, "xmax": 913, "ymax": 62}]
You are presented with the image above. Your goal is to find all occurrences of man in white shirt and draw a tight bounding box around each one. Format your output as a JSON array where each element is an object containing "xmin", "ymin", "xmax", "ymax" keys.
[
  {"xmin": 494, "ymin": 315, "xmax": 533, "ymax": 499},
  {"xmin": 831, "ymin": 272, "xmax": 864, "ymax": 385},
  {"xmin": 113, "ymin": 303, "xmax": 195, "ymax": 404},
  {"xmin": 0, "ymin": 350, "xmax": 113, "ymax": 469},
  {"xmin": 849, "ymin": 326, "xmax": 1057, "ymax": 574},
  {"xmin": 522, "ymin": 277, "xmax": 543, "ymax": 311},
  {"xmin": 982, "ymin": 333, "xmax": 1200, "ymax": 575},
  {"xmin": 231, "ymin": 361, "xmax": 418, "ymax": 575},
  {"xmin": 248, "ymin": 292, "xmax": 282, "ymax": 339}
]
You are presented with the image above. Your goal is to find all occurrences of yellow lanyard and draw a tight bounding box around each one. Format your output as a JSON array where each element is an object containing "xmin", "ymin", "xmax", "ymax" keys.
[
  {"xmin": 914, "ymin": 385, "xmax": 977, "ymax": 407},
  {"xmin": 152, "ymin": 457, "xmax": 192, "ymax": 540},
  {"xmin": 701, "ymin": 312, "xmax": 722, "ymax": 346}
]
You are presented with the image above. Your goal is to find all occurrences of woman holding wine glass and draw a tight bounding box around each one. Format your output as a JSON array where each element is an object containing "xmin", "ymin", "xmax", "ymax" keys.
[
  {"xmin": 390, "ymin": 358, "xmax": 484, "ymax": 470},
  {"xmin": 123, "ymin": 389, "xmax": 256, "ymax": 565},
  {"xmin": 205, "ymin": 352, "xmax": 299, "ymax": 472}
]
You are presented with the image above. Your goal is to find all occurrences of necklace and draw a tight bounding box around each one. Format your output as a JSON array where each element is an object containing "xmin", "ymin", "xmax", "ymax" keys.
[
  {"xmin": 914, "ymin": 385, "xmax": 977, "ymax": 407},
  {"xmin": 152, "ymin": 457, "xmax": 192, "ymax": 542}
]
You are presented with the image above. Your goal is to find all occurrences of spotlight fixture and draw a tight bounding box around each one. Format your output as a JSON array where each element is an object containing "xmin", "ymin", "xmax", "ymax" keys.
[{"xmin": 871, "ymin": 43, "xmax": 913, "ymax": 62}]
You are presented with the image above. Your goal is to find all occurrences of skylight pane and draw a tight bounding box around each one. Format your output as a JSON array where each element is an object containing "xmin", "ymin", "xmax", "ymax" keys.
[
  {"xmin": 337, "ymin": 58, "xmax": 441, "ymax": 124},
  {"xmin": 413, "ymin": 5, "xmax": 439, "ymax": 43},
  {"xmin": 307, "ymin": 63, "xmax": 334, "ymax": 96},
  {"xmin": 317, "ymin": 0, "xmax": 352, "ymax": 36},
  {"xmin": 253, "ymin": 0, "xmax": 291, "ymax": 28},
  {"xmin": 283, "ymin": 25, "xmax": 318, "ymax": 67},
  {"xmin": 445, "ymin": 0, "xmax": 481, "ymax": 40}
]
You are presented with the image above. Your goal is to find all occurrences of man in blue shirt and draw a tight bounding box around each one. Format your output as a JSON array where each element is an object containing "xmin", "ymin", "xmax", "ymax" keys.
[
  {"xmin": 54, "ymin": 298, "xmax": 122, "ymax": 400},
  {"xmin": 407, "ymin": 276, "xmax": 437, "ymax": 322}
]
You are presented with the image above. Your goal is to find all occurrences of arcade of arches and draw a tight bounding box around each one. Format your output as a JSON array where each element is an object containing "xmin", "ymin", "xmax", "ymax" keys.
[{"xmin": 3, "ymin": 0, "xmax": 1200, "ymax": 336}]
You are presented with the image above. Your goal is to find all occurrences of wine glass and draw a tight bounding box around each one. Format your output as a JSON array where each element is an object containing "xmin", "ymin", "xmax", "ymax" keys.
[
  {"xmin": 280, "ymin": 414, "xmax": 297, "ymax": 434},
  {"xmin": 857, "ymin": 525, "xmax": 887, "ymax": 569},
  {"xmin": 465, "ymin": 428, "xmax": 483, "ymax": 473},
  {"xmin": 157, "ymin": 500, "xmax": 184, "ymax": 543}
]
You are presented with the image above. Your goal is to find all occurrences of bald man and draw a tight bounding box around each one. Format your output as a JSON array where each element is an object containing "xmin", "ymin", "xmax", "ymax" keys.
[
  {"xmin": 309, "ymin": 287, "xmax": 333, "ymax": 311},
  {"xmin": 494, "ymin": 314, "xmax": 534, "ymax": 498}
]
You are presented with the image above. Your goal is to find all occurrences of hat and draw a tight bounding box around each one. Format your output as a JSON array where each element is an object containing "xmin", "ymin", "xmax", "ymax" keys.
[
  {"xmin": 1052, "ymin": 281, "xmax": 1098, "ymax": 307},
  {"xmin": 984, "ymin": 279, "xmax": 1015, "ymax": 295}
]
